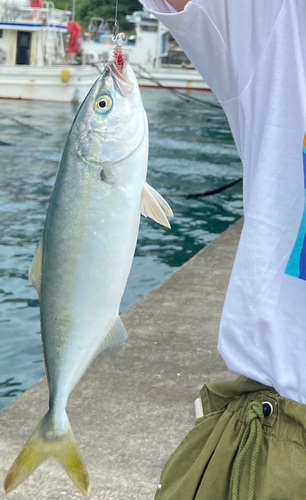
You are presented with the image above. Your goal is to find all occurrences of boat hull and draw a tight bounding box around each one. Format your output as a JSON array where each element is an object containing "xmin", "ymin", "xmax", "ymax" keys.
[
  {"xmin": 0, "ymin": 64, "xmax": 210, "ymax": 103},
  {"xmin": 0, "ymin": 65, "xmax": 100, "ymax": 103}
]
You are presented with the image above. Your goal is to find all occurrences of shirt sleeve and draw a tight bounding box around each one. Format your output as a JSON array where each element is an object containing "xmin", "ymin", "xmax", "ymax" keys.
[{"xmin": 138, "ymin": 0, "xmax": 285, "ymax": 102}]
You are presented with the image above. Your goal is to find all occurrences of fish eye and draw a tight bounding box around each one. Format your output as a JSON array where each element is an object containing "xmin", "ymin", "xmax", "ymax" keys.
[{"xmin": 95, "ymin": 95, "xmax": 112, "ymax": 113}]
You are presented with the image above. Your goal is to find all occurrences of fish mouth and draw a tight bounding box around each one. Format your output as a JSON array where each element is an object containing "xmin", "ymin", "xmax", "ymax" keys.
[{"xmin": 107, "ymin": 62, "xmax": 134, "ymax": 97}]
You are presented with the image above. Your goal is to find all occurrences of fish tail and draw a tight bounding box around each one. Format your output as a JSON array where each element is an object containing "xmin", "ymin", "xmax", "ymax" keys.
[{"xmin": 4, "ymin": 410, "xmax": 89, "ymax": 495}]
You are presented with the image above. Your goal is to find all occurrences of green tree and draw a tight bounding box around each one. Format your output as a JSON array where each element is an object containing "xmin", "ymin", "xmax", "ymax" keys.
[{"xmin": 53, "ymin": 0, "xmax": 141, "ymax": 31}]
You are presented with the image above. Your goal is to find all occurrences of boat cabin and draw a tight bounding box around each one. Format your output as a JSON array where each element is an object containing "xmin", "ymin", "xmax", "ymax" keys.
[{"xmin": 0, "ymin": 0, "xmax": 69, "ymax": 66}]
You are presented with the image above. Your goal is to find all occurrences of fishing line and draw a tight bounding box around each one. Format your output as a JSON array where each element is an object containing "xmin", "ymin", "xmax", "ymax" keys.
[{"xmin": 112, "ymin": 0, "xmax": 119, "ymax": 39}]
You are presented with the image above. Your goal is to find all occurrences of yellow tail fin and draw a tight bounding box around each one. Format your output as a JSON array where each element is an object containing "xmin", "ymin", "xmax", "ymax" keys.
[{"xmin": 4, "ymin": 411, "xmax": 89, "ymax": 495}]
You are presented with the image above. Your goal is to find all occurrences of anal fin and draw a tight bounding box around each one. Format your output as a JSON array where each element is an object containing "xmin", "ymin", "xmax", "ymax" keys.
[{"xmin": 97, "ymin": 315, "xmax": 128, "ymax": 355}]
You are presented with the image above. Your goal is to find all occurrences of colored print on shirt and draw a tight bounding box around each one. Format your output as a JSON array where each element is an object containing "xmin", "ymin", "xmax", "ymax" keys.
[{"xmin": 285, "ymin": 133, "xmax": 306, "ymax": 280}]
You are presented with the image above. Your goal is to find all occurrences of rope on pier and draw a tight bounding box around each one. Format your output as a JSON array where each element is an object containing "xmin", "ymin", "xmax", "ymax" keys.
[{"xmin": 179, "ymin": 177, "xmax": 242, "ymax": 198}]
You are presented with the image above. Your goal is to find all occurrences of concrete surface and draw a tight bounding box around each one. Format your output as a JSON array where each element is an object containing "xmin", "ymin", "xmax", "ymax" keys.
[{"xmin": 0, "ymin": 218, "xmax": 243, "ymax": 500}]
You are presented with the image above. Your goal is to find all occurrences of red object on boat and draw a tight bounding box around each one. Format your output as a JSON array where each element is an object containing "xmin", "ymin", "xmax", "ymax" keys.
[
  {"xmin": 113, "ymin": 45, "xmax": 124, "ymax": 71},
  {"xmin": 67, "ymin": 21, "xmax": 81, "ymax": 54},
  {"xmin": 30, "ymin": 0, "xmax": 43, "ymax": 6}
]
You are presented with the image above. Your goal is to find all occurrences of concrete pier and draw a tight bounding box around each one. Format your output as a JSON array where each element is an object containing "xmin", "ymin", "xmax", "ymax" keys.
[{"xmin": 0, "ymin": 218, "xmax": 242, "ymax": 500}]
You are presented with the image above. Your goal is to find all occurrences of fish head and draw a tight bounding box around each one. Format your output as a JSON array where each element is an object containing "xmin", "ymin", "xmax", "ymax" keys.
[{"xmin": 75, "ymin": 61, "xmax": 147, "ymax": 167}]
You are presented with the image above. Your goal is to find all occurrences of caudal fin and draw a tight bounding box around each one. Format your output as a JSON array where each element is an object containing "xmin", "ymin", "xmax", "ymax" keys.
[{"xmin": 4, "ymin": 411, "xmax": 89, "ymax": 495}]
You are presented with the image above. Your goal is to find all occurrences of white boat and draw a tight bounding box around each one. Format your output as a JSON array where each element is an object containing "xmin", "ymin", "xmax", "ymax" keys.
[
  {"xmin": 82, "ymin": 11, "xmax": 209, "ymax": 92},
  {"xmin": 0, "ymin": 2, "xmax": 209, "ymax": 103},
  {"xmin": 0, "ymin": 0, "xmax": 99, "ymax": 103}
]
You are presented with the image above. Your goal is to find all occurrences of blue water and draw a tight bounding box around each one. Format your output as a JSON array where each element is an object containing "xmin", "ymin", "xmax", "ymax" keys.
[{"xmin": 0, "ymin": 89, "xmax": 243, "ymax": 411}]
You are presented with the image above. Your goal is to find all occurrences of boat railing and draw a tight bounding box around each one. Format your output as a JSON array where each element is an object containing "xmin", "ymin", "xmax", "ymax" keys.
[
  {"xmin": 41, "ymin": 1, "xmax": 67, "ymax": 63},
  {"xmin": 43, "ymin": 1, "xmax": 70, "ymax": 27},
  {"xmin": 0, "ymin": 3, "xmax": 70, "ymax": 25}
]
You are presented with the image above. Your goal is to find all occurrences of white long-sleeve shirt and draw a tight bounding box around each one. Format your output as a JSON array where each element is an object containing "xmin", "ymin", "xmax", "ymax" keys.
[{"xmin": 139, "ymin": 0, "xmax": 306, "ymax": 403}]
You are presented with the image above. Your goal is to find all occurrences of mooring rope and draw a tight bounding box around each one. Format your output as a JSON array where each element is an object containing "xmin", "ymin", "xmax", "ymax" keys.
[
  {"xmin": 178, "ymin": 178, "xmax": 242, "ymax": 198},
  {"xmin": 132, "ymin": 63, "xmax": 222, "ymax": 108},
  {"xmin": 0, "ymin": 112, "xmax": 52, "ymax": 136}
]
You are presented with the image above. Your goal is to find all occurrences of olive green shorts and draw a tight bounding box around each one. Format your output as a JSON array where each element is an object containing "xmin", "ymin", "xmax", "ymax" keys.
[{"xmin": 155, "ymin": 376, "xmax": 306, "ymax": 500}]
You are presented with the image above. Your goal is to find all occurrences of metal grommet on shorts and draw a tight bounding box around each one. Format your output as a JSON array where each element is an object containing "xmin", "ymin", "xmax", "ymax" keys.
[{"xmin": 262, "ymin": 401, "xmax": 273, "ymax": 417}]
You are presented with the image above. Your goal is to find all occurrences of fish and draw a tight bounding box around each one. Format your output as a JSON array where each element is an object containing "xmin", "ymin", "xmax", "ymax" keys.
[{"xmin": 4, "ymin": 56, "xmax": 172, "ymax": 495}]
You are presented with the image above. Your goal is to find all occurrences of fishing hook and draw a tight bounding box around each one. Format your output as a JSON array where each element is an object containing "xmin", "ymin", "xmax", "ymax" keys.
[{"xmin": 112, "ymin": 0, "xmax": 126, "ymax": 43}]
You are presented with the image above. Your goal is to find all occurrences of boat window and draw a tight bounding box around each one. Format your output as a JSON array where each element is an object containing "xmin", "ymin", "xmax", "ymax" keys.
[
  {"xmin": 99, "ymin": 34, "xmax": 114, "ymax": 44},
  {"xmin": 0, "ymin": 30, "xmax": 3, "ymax": 38},
  {"xmin": 140, "ymin": 26, "xmax": 158, "ymax": 32}
]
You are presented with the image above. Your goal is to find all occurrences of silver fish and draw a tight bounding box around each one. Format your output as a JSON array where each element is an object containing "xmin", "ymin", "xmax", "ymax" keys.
[{"xmin": 4, "ymin": 61, "xmax": 172, "ymax": 495}]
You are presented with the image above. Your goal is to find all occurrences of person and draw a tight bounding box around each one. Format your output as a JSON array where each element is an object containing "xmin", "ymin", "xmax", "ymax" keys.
[{"xmin": 138, "ymin": 1, "xmax": 306, "ymax": 499}]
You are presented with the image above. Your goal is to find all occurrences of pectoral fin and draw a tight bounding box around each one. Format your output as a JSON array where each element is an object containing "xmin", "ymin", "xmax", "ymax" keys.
[
  {"xmin": 140, "ymin": 183, "xmax": 172, "ymax": 228},
  {"xmin": 28, "ymin": 237, "xmax": 43, "ymax": 297},
  {"xmin": 144, "ymin": 182, "xmax": 173, "ymax": 216}
]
